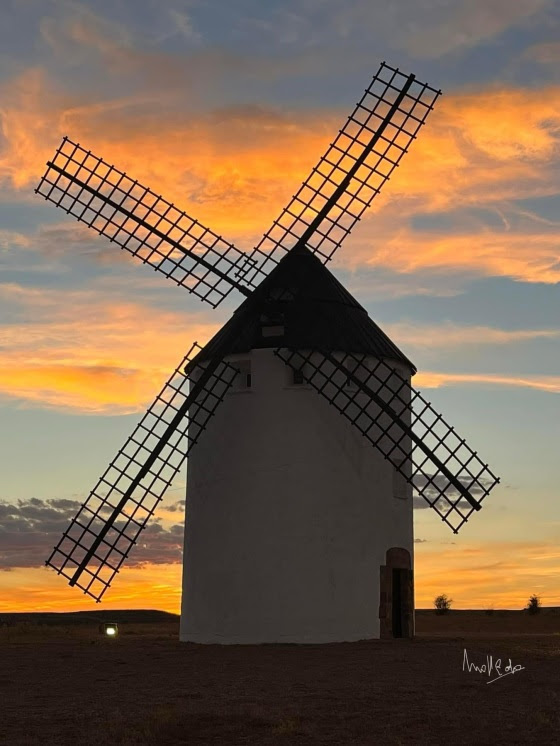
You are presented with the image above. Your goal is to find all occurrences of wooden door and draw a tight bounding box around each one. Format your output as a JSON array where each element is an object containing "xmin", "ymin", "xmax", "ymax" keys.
[{"xmin": 391, "ymin": 568, "xmax": 409, "ymax": 638}]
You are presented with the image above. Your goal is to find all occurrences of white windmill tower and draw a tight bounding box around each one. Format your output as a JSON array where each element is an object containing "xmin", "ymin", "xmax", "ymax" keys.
[
  {"xmin": 37, "ymin": 63, "xmax": 499, "ymax": 642},
  {"xmin": 181, "ymin": 246, "xmax": 419, "ymax": 643}
]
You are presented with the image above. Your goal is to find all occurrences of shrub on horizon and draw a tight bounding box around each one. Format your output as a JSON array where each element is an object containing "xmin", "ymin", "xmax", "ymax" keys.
[
  {"xmin": 525, "ymin": 594, "xmax": 541, "ymax": 615},
  {"xmin": 434, "ymin": 593, "xmax": 452, "ymax": 615}
]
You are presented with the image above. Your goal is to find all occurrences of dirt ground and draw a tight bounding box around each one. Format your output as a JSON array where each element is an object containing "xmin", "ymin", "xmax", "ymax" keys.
[{"xmin": 1, "ymin": 611, "xmax": 559, "ymax": 745}]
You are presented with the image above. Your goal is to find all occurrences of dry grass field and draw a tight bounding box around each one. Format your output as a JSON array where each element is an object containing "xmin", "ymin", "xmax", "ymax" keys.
[{"xmin": 1, "ymin": 609, "xmax": 559, "ymax": 745}]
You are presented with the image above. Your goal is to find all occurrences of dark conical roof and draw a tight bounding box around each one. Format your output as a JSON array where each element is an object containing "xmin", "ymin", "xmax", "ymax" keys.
[{"xmin": 194, "ymin": 246, "xmax": 416, "ymax": 373}]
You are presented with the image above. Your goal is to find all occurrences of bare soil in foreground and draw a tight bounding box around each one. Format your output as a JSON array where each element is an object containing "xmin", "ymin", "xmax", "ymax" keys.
[{"xmin": 1, "ymin": 610, "xmax": 559, "ymax": 745}]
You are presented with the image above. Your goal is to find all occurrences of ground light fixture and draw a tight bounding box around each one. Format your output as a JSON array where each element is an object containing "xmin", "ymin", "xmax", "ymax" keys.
[{"xmin": 99, "ymin": 622, "xmax": 118, "ymax": 637}]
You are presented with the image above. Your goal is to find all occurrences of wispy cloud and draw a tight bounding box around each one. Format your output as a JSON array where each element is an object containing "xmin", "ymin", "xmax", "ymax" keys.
[
  {"xmin": 394, "ymin": 0, "xmax": 553, "ymax": 59},
  {"xmin": 0, "ymin": 230, "xmax": 29, "ymax": 250},
  {"xmin": 415, "ymin": 371, "xmax": 560, "ymax": 393},
  {"xmin": 0, "ymin": 283, "xmax": 219, "ymax": 413},
  {"xmin": 385, "ymin": 322, "xmax": 560, "ymax": 348},
  {"xmin": 347, "ymin": 225, "xmax": 560, "ymax": 284},
  {"xmin": 524, "ymin": 41, "xmax": 560, "ymax": 64},
  {"xmin": 167, "ymin": 8, "xmax": 201, "ymax": 43},
  {"xmin": 247, "ymin": 0, "xmax": 553, "ymax": 59},
  {"xmin": 40, "ymin": 3, "xmax": 143, "ymax": 71}
]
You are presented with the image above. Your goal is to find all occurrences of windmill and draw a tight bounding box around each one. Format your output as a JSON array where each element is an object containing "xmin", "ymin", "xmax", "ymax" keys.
[{"xmin": 37, "ymin": 63, "xmax": 499, "ymax": 642}]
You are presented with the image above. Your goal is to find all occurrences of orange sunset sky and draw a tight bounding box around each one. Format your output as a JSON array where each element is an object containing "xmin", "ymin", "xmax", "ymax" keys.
[{"xmin": 0, "ymin": 0, "xmax": 559, "ymax": 613}]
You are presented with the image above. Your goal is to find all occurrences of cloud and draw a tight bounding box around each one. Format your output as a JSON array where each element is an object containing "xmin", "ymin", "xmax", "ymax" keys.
[
  {"xmin": 0, "ymin": 67, "xmax": 60, "ymax": 191},
  {"xmin": 524, "ymin": 41, "xmax": 560, "ymax": 64},
  {"xmin": 39, "ymin": 3, "xmax": 158, "ymax": 75},
  {"xmin": 0, "ymin": 363, "xmax": 161, "ymax": 415},
  {"xmin": 414, "ymin": 473, "xmax": 494, "ymax": 502},
  {"xmin": 2, "ymin": 57, "xmax": 560, "ymax": 284},
  {"xmin": 412, "ymin": 475, "xmax": 495, "ymax": 519},
  {"xmin": 395, "ymin": 0, "xmax": 552, "ymax": 59},
  {"xmin": 167, "ymin": 499, "xmax": 185, "ymax": 513},
  {"xmin": 38, "ymin": 4, "xmax": 323, "ymax": 92},
  {"xmin": 344, "ymin": 270, "xmax": 467, "ymax": 301},
  {"xmin": 1, "ymin": 221, "xmax": 139, "ymax": 266},
  {"xmin": 246, "ymin": 0, "xmax": 552, "ymax": 60},
  {"xmin": 0, "ymin": 230, "xmax": 29, "ymax": 251},
  {"xmin": 40, "ymin": 10, "xmax": 126, "ymax": 65},
  {"xmin": 348, "ymin": 225, "xmax": 560, "ymax": 284},
  {"xmin": 438, "ymin": 85, "xmax": 560, "ymax": 163},
  {"xmin": 385, "ymin": 322, "xmax": 560, "ymax": 349},
  {"xmin": 414, "ymin": 539, "xmax": 560, "ymax": 608},
  {"xmin": 0, "ymin": 69, "xmax": 336, "ymax": 241},
  {"xmin": 0, "ymin": 283, "xmax": 220, "ymax": 413},
  {"xmin": 40, "ymin": 0, "xmax": 550, "ymax": 69},
  {"xmin": 167, "ymin": 9, "xmax": 201, "ymax": 43},
  {"xmin": 415, "ymin": 371, "xmax": 560, "ymax": 393},
  {"xmin": 0, "ymin": 276, "xmax": 557, "ymax": 413},
  {"xmin": 29, "ymin": 220, "xmax": 138, "ymax": 264},
  {"xmin": 0, "ymin": 497, "xmax": 183, "ymax": 570},
  {"xmin": 2, "ymin": 12, "xmax": 560, "ymax": 289}
]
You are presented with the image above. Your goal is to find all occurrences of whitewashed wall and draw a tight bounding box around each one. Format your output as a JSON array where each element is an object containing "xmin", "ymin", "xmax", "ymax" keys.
[{"xmin": 180, "ymin": 348, "xmax": 414, "ymax": 644}]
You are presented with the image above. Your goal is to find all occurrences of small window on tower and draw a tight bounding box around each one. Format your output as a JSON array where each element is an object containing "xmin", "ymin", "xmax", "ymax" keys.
[
  {"xmin": 287, "ymin": 363, "xmax": 309, "ymax": 386},
  {"xmin": 234, "ymin": 360, "xmax": 252, "ymax": 389},
  {"xmin": 292, "ymin": 368, "xmax": 304, "ymax": 385}
]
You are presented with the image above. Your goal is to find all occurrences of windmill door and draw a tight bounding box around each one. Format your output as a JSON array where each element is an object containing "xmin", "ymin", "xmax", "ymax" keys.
[
  {"xmin": 391, "ymin": 568, "xmax": 409, "ymax": 638},
  {"xmin": 379, "ymin": 548, "xmax": 413, "ymax": 638}
]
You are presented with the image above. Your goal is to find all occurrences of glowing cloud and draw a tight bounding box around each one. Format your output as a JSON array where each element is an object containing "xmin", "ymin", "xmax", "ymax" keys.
[
  {"xmin": 2, "ymin": 63, "xmax": 560, "ymax": 283},
  {"xmin": 0, "ymin": 284, "xmax": 220, "ymax": 413},
  {"xmin": 414, "ymin": 540, "xmax": 560, "ymax": 609},
  {"xmin": 346, "ymin": 226, "xmax": 560, "ymax": 284},
  {"xmin": 415, "ymin": 371, "xmax": 560, "ymax": 394}
]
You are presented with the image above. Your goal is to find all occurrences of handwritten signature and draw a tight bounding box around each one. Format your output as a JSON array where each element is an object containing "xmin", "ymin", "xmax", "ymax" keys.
[{"xmin": 462, "ymin": 649, "xmax": 525, "ymax": 684}]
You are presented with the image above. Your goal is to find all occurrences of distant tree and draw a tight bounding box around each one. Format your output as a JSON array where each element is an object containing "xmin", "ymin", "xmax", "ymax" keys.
[
  {"xmin": 434, "ymin": 593, "xmax": 452, "ymax": 615},
  {"xmin": 525, "ymin": 594, "xmax": 541, "ymax": 615},
  {"xmin": 484, "ymin": 606, "xmax": 494, "ymax": 616}
]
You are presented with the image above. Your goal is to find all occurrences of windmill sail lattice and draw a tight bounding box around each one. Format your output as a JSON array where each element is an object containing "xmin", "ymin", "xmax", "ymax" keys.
[
  {"xmin": 35, "ymin": 139, "xmax": 267, "ymax": 307},
  {"xmin": 241, "ymin": 62, "xmax": 440, "ymax": 284},
  {"xmin": 275, "ymin": 347, "xmax": 499, "ymax": 533},
  {"xmin": 46, "ymin": 344, "xmax": 239, "ymax": 601}
]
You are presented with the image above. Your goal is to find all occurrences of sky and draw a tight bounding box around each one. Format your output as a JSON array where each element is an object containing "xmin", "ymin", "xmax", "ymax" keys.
[{"xmin": 1, "ymin": 0, "xmax": 559, "ymax": 613}]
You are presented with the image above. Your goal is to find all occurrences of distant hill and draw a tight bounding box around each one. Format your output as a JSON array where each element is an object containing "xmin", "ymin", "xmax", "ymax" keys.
[
  {"xmin": 2, "ymin": 607, "xmax": 558, "ymax": 627},
  {"xmin": 416, "ymin": 607, "xmax": 560, "ymax": 615},
  {"xmin": 0, "ymin": 609, "xmax": 180, "ymax": 626}
]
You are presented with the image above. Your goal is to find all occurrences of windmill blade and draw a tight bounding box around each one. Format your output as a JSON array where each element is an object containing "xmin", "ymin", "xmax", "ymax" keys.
[
  {"xmin": 239, "ymin": 62, "xmax": 440, "ymax": 285},
  {"xmin": 275, "ymin": 348, "xmax": 499, "ymax": 534},
  {"xmin": 45, "ymin": 343, "xmax": 239, "ymax": 601},
  {"xmin": 35, "ymin": 138, "xmax": 268, "ymax": 308}
]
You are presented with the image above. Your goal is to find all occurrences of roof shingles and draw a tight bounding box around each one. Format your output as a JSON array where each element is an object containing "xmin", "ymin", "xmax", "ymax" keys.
[{"xmin": 193, "ymin": 246, "xmax": 416, "ymax": 373}]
